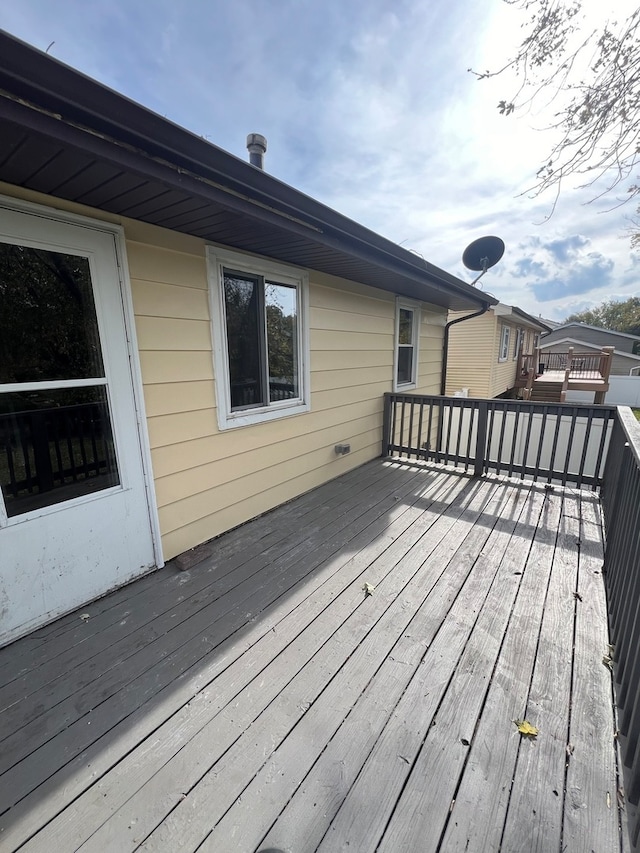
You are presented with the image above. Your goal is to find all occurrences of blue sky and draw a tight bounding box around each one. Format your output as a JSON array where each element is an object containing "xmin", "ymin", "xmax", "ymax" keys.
[{"xmin": 1, "ymin": 0, "xmax": 638, "ymax": 320}]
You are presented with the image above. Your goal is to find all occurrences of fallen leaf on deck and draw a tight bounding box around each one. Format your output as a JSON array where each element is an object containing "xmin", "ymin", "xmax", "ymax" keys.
[
  {"xmin": 460, "ymin": 738, "xmax": 470, "ymax": 747},
  {"xmin": 617, "ymin": 787, "xmax": 626, "ymax": 809},
  {"xmin": 514, "ymin": 719, "xmax": 539, "ymax": 738},
  {"xmin": 603, "ymin": 655, "xmax": 614, "ymax": 671},
  {"xmin": 566, "ymin": 743, "xmax": 574, "ymax": 757},
  {"xmin": 362, "ymin": 582, "xmax": 375, "ymax": 596},
  {"xmin": 573, "ymin": 592, "xmax": 583, "ymax": 602},
  {"xmin": 79, "ymin": 613, "xmax": 90, "ymax": 622}
]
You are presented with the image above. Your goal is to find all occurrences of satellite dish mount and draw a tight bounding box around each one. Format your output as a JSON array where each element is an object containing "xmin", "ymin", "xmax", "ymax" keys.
[{"xmin": 462, "ymin": 236, "xmax": 505, "ymax": 286}]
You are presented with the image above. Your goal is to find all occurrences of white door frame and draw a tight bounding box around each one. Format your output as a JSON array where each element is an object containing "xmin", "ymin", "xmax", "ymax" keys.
[{"xmin": 0, "ymin": 192, "xmax": 164, "ymax": 569}]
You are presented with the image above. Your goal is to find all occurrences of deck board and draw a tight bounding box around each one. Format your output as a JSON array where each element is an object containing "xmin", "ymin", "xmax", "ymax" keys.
[
  {"xmin": 501, "ymin": 489, "xmax": 580, "ymax": 852},
  {"xmin": 0, "ymin": 460, "xmax": 626, "ymax": 852}
]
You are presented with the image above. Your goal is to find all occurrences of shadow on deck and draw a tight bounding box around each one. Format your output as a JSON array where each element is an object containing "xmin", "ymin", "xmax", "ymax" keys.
[{"xmin": 0, "ymin": 460, "xmax": 628, "ymax": 852}]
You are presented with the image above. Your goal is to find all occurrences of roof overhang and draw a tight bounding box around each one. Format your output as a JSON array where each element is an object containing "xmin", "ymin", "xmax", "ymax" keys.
[
  {"xmin": 545, "ymin": 323, "xmax": 640, "ymax": 343},
  {"xmin": 539, "ymin": 337, "xmax": 640, "ymax": 361},
  {"xmin": 0, "ymin": 30, "xmax": 496, "ymax": 313},
  {"xmin": 493, "ymin": 303, "xmax": 550, "ymax": 332}
]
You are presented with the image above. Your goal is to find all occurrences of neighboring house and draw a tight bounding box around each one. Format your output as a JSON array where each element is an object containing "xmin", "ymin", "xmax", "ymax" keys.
[
  {"xmin": 0, "ymin": 32, "xmax": 497, "ymax": 645},
  {"xmin": 445, "ymin": 303, "xmax": 550, "ymax": 398},
  {"xmin": 540, "ymin": 323, "xmax": 640, "ymax": 375}
]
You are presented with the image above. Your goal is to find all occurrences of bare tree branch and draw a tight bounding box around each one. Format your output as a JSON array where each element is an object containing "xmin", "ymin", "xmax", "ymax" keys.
[{"xmin": 471, "ymin": 1, "xmax": 640, "ymax": 233}]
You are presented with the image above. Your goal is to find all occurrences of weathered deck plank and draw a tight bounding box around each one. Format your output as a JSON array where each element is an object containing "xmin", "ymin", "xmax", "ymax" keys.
[
  {"xmin": 563, "ymin": 494, "xmax": 620, "ymax": 851},
  {"xmin": 0, "ymin": 463, "xmax": 448, "ymax": 841},
  {"xmin": 0, "ymin": 462, "xmax": 425, "ymax": 776},
  {"xmin": 70, "ymin": 472, "xmax": 485, "ymax": 852},
  {"xmin": 501, "ymin": 490, "xmax": 581, "ymax": 852},
  {"xmin": 0, "ymin": 461, "xmax": 400, "ymax": 694},
  {"xmin": 377, "ymin": 483, "xmax": 553, "ymax": 853},
  {"xmin": 0, "ymin": 461, "xmax": 625, "ymax": 853},
  {"xmin": 317, "ymin": 480, "xmax": 540, "ymax": 852},
  {"xmin": 0, "ymin": 460, "xmax": 391, "ymax": 681},
  {"xmin": 440, "ymin": 484, "xmax": 564, "ymax": 851},
  {"xmin": 144, "ymin": 479, "xmax": 506, "ymax": 853}
]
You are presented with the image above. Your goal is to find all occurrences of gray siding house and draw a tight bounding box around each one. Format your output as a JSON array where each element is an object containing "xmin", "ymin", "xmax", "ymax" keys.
[{"xmin": 540, "ymin": 323, "xmax": 640, "ymax": 375}]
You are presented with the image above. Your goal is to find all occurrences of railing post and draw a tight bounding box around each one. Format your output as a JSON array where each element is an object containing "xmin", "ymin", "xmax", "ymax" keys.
[
  {"xmin": 31, "ymin": 410, "xmax": 54, "ymax": 492},
  {"xmin": 525, "ymin": 367, "xmax": 535, "ymax": 400},
  {"xmin": 474, "ymin": 400, "xmax": 488, "ymax": 477},
  {"xmin": 382, "ymin": 393, "xmax": 392, "ymax": 458}
]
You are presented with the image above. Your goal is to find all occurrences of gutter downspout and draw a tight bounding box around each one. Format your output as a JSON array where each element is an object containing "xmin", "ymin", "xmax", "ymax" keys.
[{"xmin": 440, "ymin": 302, "xmax": 491, "ymax": 395}]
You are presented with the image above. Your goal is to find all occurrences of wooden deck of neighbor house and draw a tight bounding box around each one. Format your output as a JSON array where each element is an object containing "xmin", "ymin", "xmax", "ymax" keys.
[
  {"xmin": 0, "ymin": 459, "xmax": 628, "ymax": 852},
  {"xmin": 516, "ymin": 347, "xmax": 615, "ymax": 403}
]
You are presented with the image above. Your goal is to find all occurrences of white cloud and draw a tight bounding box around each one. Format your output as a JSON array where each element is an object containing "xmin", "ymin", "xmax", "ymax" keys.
[{"xmin": 2, "ymin": 0, "xmax": 638, "ymax": 321}]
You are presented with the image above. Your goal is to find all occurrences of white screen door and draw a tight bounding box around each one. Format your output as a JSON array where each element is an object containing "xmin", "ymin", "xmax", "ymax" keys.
[{"xmin": 0, "ymin": 204, "xmax": 157, "ymax": 645}]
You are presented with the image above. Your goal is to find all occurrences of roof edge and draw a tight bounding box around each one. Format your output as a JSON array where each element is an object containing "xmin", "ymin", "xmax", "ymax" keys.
[{"xmin": 0, "ymin": 29, "xmax": 496, "ymax": 310}]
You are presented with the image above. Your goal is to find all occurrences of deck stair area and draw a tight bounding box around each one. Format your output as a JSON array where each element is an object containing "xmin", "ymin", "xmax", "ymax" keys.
[{"xmin": 529, "ymin": 379, "xmax": 563, "ymax": 403}]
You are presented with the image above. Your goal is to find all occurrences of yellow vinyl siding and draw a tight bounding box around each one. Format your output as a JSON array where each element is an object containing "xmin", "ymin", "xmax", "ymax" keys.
[
  {"xmin": 141, "ymin": 253, "xmax": 445, "ymax": 559},
  {"xmin": 142, "ymin": 380, "xmax": 216, "ymax": 418},
  {"xmin": 154, "ymin": 276, "xmax": 447, "ymax": 558},
  {"xmin": 445, "ymin": 311, "xmax": 495, "ymax": 397},
  {"xmin": 151, "ymin": 398, "xmax": 383, "ymax": 479},
  {"xmin": 490, "ymin": 321, "xmax": 519, "ymax": 397},
  {"xmin": 0, "ymin": 181, "xmax": 447, "ymax": 562},
  {"xmin": 138, "ymin": 350, "xmax": 213, "ymax": 384},
  {"xmin": 126, "ymin": 239, "xmax": 208, "ymax": 289},
  {"xmin": 416, "ymin": 309, "xmax": 445, "ymax": 394},
  {"xmin": 131, "ymin": 279, "xmax": 209, "ymax": 319}
]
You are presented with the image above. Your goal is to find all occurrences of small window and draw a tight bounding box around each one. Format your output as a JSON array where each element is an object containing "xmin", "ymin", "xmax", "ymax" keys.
[
  {"xmin": 395, "ymin": 301, "xmax": 420, "ymax": 389},
  {"xmin": 499, "ymin": 325, "xmax": 511, "ymax": 362},
  {"xmin": 208, "ymin": 249, "xmax": 309, "ymax": 429},
  {"xmin": 513, "ymin": 327, "xmax": 524, "ymax": 360}
]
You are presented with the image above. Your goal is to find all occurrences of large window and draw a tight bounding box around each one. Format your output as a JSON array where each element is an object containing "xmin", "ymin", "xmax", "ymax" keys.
[
  {"xmin": 0, "ymin": 242, "xmax": 120, "ymax": 517},
  {"xmin": 395, "ymin": 300, "xmax": 420, "ymax": 389},
  {"xmin": 499, "ymin": 324, "xmax": 511, "ymax": 362},
  {"xmin": 208, "ymin": 249, "xmax": 309, "ymax": 429}
]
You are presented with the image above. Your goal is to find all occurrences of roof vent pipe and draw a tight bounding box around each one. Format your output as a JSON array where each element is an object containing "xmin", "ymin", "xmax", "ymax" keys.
[{"xmin": 246, "ymin": 133, "xmax": 267, "ymax": 169}]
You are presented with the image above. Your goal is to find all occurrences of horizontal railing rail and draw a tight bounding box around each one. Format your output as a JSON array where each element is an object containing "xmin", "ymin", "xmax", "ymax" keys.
[
  {"xmin": 518, "ymin": 349, "xmax": 612, "ymax": 381},
  {"xmin": 382, "ymin": 393, "xmax": 615, "ymax": 489},
  {"xmin": 600, "ymin": 407, "xmax": 640, "ymax": 846}
]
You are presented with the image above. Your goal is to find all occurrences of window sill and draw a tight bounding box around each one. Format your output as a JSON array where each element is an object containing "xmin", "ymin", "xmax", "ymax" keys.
[{"xmin": 217, "ymin": 399, "xmax": 310, "ymax": 431}]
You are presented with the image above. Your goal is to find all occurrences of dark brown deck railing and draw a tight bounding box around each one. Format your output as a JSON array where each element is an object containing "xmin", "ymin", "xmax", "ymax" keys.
[
  {"xmin": 382, "ymin": 393, "xmax": 615, "ymax": 488},
  {"xmin": 600, "ymin": 407, "xmax": 640, "ymax": 846}
]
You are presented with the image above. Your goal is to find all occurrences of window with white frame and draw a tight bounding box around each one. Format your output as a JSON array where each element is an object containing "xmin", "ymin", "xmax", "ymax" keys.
[
  {"xmin": 395, "ymin": 300, "xmax": 420, "ymax": 389},
  {"xmin": 513, "ymin": 327, "xmax": 524, "ymax": 359},
  {"xmin": 207, "ymin": 248, "xmax": 309, "ymax": 429},
  {"xmin": 499, "ymin": 324, "xmax": 511, "ymax": 362}
]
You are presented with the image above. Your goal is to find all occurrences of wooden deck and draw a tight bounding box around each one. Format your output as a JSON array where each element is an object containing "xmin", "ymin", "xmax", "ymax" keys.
[
  {"xmin": 0, "ymin": 460, "xmax": 627, "ymax": 852},
  {"xmin": 535, "ymin": 369, "xmax": 607, "ymax": 390}
]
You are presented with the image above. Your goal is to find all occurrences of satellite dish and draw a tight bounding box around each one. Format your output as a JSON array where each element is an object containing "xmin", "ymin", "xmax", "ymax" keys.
[{"xmin": 462, "ymin": 236, "xmax": 505, "ymax": 272}]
